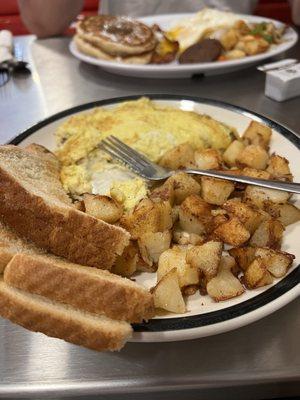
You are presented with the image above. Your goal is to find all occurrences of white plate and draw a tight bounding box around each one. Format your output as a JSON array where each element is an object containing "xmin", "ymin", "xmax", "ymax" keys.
[
  {"xmin": 10, "ymin": 95, "xmax": 300, "ymax": 342},
  {"xmin": 69, "ymin": 14, "xmax": 298, "ymax": 78}
]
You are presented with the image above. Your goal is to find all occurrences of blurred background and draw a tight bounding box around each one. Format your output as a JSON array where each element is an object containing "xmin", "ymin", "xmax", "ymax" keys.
[{"xmin": 0, "ymin": 0, "xmax": 295, "ymax": 36}]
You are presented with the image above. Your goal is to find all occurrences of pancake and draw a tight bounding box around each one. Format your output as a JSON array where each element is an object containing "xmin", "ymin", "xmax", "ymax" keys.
[
  {"xmin": 74, "ymin": 35, "xmax": 153, "ymax": 64},
  {"xmin": 76, "ymin": 15, "xmax": 157, "ymax": 57}
]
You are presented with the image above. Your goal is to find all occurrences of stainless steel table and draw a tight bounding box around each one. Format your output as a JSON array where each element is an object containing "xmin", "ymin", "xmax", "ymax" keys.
[{"xmin": 0, "ymin": 35, "xmax": 299, "ymax": 400}]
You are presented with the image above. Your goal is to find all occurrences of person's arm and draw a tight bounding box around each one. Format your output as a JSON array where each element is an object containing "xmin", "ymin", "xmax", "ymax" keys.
[
  {"xmin": 18, "ymin": 0, "xmax": 84, "ymax": 38},
  {"xmin": 290, "ymin": 0, "xmax": 300, "ymax": 25}
]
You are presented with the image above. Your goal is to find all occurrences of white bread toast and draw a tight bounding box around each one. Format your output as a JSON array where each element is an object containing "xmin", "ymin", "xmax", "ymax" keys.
[
  {"xmin": 0, "ymin": 145, "xmax": 130, "ymax": 269},
  {"xmin": 0, "ymin": 220, "xmax": 45, "ymax": 273},
  {"xmin": 4, "ymin": 253, "xmax": 154, "ymax": 323},
  {"xmin": 0, "ymin": 280, "xmax": 132, "ymax": 351}
]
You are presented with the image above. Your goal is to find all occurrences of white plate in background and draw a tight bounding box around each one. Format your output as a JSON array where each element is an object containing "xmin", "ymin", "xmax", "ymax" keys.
[{"xmin": 69, "ymin": 14, "xmax": 298, "ymax": 78}]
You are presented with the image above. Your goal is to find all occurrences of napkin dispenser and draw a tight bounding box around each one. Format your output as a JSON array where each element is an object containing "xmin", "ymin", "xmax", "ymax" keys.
[{"xmin": 258, "ymin": 59, "xmax": 300, "ymax": 102}]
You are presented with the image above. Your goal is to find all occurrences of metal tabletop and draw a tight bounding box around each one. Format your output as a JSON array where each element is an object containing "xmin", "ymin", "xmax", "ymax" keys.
[{"xmin": 0, "ymin": 35, "xmax": 299, "ymax": 400}]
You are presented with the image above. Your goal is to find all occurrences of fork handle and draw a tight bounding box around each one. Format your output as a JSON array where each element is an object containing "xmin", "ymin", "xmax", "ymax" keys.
[{"xmin": 184, "ymin": 169, "xmax": 300, "ymax": 194}]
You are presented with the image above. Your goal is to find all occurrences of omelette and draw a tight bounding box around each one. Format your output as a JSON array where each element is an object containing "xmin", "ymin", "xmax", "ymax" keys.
[{"xmin": 56, "ymin": 98, "xmax": 235, "ymax": 210}]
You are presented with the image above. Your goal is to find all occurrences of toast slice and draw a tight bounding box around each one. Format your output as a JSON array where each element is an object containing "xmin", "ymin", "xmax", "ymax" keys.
[
  {"xmin": 0, "ymin": 280, "xmax": 132, "ymax": 351},
  {"xmin": 0, "ymin": 145, "xmax": 130, "ymax": 269},
  {"xmin": 0, "ymin": 220, "xmax": 45, "ymax": 273},
  {"xmin": 4, "ymin": 253, "xmax": 154, "ymax": 323}
]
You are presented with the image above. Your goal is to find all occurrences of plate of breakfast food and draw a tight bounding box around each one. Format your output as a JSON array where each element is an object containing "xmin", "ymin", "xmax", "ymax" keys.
[
  {"xmin": 1, "ymin": 94, "xmax": 299, "ymax": 351},
  {"xmin": 69, "ymin": 8, "xmax": 298, "ymax": 78}
]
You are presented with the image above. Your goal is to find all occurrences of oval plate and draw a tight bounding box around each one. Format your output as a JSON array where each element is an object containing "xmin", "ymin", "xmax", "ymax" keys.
[
  {"xmin": 69, "ymin": 14, "xmax": 298, "ymax": 78},
  {"xmin": 10, "ymin": 95, "xmax": 300, "ymax": 342}
]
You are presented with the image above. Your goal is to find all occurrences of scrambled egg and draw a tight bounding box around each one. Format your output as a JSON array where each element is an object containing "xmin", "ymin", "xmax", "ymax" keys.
[{"xmin": 56, "ymin": 98, "xmax": 235, "ymax": 210}]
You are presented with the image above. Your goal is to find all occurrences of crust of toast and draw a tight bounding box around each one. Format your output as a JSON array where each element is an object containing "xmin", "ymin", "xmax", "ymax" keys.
[
  {"xmin": 4, "ymin": 254, "xmax": 154, "ymax": 323},
  {"xmin": 0, "ymin": 146, "xmax": 130, "ymax": 269},
  {"xmin": 0, "ymin": 280, "xmax": 132, "ymax": 351}
]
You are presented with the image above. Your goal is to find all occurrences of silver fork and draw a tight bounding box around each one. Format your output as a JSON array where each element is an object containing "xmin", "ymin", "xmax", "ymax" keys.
[{"xmin": 100, "ymin": 135, "xmax": 300, "ymax": 194}]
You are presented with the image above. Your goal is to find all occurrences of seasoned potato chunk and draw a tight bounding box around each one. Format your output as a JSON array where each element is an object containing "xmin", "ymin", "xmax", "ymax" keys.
[
  {"xmin": 138, "ymin": 230, "xmax": 171, "ymax": 265},
  {"xmin": 222, "ymin": 198, "xmax": 263, "ymax": 234},
  {"xmin": 150, "ymin": 180, "xmax": 175, "ymax": 206},
  {"xmin": 214, "ymin": 217, "xmax": 250, "ymax": 246},
  {"xmin": 229, "ymin": 246, "xmax": 294, "ymax": 278},
  {"xmin": 244, "ymin": 186, "xmax": 290, "ymax": 209},
  {"xmin": 121, "ymin": 198, "xmax": 172, "ymax": 239},
  {"xmin": 255, "ymin": 248, "xmax": 294, "ymax": 278},
  {"xmin": 249, "ymin": 219, "xmax": 284, "ymax": 249},
  {"xmin": 225, "ymin": 49, "xmax": 246, "ymax": 59},
  {"xmin": 152, "ymin": 268, "xmax": 186, "ymax": 314},
  {"xmin": 112, "ymin": 242, "xmax": 138, "ymax": 277},
  {"xmin": 237, "ymin": 145, "xmax": 269, "ymax": 170},
  {"xmin": 264, "ymin": 202, "xmax": 300, "ymax": 226},
  {"xmin": 266, "ymin": 154, "xmax": 293, "ymax": 181},
  {"xmin": 157, "ymin": 247, "xmax": 199, "ymax": 288},
  {"xmin": 179, "ymin": 195, "xmax": 213, "ymax": 235},
  {"xmin": 243, "ymin": 37, "xmax": 269, "ymax": 56},
  {"xmin": 207, "ymin": 256, "xmax": 245, "ymax": 301},
  {"xmin": 173, "ymin": 227, "xmax": 205, "ymax": 246},
  {"xmin": 223, "ymin": 140, "xmax": 245, "ymax": 167},
  {"xmin": 169, "ymin": 172, "xmax": 201, "ymax": 204},
  {"xmin": 244, "ymin": 258, "xmax": 273, "ymax": 289},
  {"xmin": 159, "ymin": 143, "xmax": 194, "ymax": 169},
  {"xmin": 186, "ymin": 241, "xmax": 223, "ymax": 280},
  {"xmin": 83, "ymin": 194, "xmax": 123, "ymax": 223},
  {"xmin": 194, "ymin": 148, "xmax": 222, "ymax": 170},
  {"xmin": 220, "ymin": 28, "xmax": 239, "ymax": 50},
  {"xmin": 228, "ymin": 247, "xmax": 256, "ymax": 271},
  {"xmin": 243, "ymin": 121, "xmax": 272, "ymax": 149},
  {"xmin": 201, "ymin": 177, "xmax": 234, "ymax": 205}
]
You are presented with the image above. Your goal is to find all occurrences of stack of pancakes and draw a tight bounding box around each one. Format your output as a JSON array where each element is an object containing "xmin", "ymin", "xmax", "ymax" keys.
[{"xmin": 75, "ymin": 15, "xmax": 157, "ymax": 64}]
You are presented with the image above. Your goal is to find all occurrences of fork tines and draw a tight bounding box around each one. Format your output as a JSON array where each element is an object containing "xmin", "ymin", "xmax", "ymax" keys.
[{"xmin": 100, "ymin": 135, "xmax": 155, "ymax": 176}]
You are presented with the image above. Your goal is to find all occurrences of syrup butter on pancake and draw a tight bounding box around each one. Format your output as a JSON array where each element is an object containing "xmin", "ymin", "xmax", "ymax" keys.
[
  {"xmin": 56, "ymin": 98, "xmax": 236, "ymax": 208},
  {"xmin": 76, "ymin": 15, "xmax": 157, "ymax": 59}
]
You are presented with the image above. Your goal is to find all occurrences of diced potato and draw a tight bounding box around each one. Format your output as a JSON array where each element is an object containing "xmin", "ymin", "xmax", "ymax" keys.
[
  {"xmin": 225, "ymin": 49, "xmax": 246, "ymax": 59},
  {"xmin": 121, "ymin": 198, "xmax": 172, "ymax": 239},
  {"xmin": 213, "ymin": 217, "xmax": 250, "ymax": 246},
  {"xmin": 266, "ymin": 154, "xmax": 293, "ymax": 181},
  {"xmin": 249, "ymin": 219, "xmax": 284, "ymax": 249},
  {"xmin": 179, "ymin": 195, "xmax": 213, "ymax": 235},
  {"xmin": 228, "ymin": 247, "xmax": 256, "ymax": 271},
  {"xmin": 255, "ymin": 248, "xmax": 294, "ymax": 278},
  {"xmin": 171, "ymin": 205, "xmax": 180, "ymax": 224},
  {"xmin": 157, "ymin": 247, "xmax": 199, "ymax": 288},
  {"xmin": 264, "ymin": 202, "xmax": 300, "ymax": 226},
  {"xmin": 173, "ymin": 227, "xmax": 205, "ymax": 246},
  {"xmin": 168, "ymin": 172, "xmax": 201, "ymax": 204},
  {"xmin": 243, "ymin": 37, "xmax": 269, "ymax": 56},
  {"xmin": 194, "ymin": 148, "xmax": 221, "ymax": 170},
  {"xmin": 83, "ymin": 194, "xmax": 123, "ymax": 223},
  {"xmin": 207, "ymin": 256, "xmax": 245, "ymax": 301},
  {"xmin": 182, "ymin": 285, "xmax": 199, "ymax": 296},
  {"xmin": 222, "ymin": 198, "xmax": 263, "ymax": 234},
  {"xmin": 223, "ymin": 140, "xmax": 246, "ymax": 166},
  {"xmin": 244, "ymin": 258, "xmax": 273, "ymax": 289},
  {"xmin": 220, "ymin": 28, "xmax": 239, "ymax": 50},
  {"xmin": 243, "ymin": 121, "xmax": 272, "ymax": 149},
  {"xmin": 112, "ymin": 242, "xmax": 138, "ymax": 277},
  {"xmin": 186, "ymin": 241, "xmax": 223, "ymax": 280},
  {"xmin": 237, "ymin": 145, "xmax": 269, "ymax": 170},
  {"xmin": 152, "ymin": 268, "xmax": 186, "ymax": 314},
  {"xmin": 138, "ymin": 230, "xmax": 172, "ymax": 265},
  {"xmin": 159, "ymin": 143, "xmax": 194, "ymax": 169},
  {"xmin": 234, "ymin": 20, "xmax": 251, "ymax": 35},
  {"xmin": 150, "ymin": 180, "xmax": 175, "ymax": 206},
  {"xmin": 244, "ymin": 186, "xmax": 290, "ymax": 209},
  {"xmin": 242, "ymin": 167, "xmax": 271, "ymax": 179},
  {"xmin": 73, "ymin": 199, "xmax": 85, "ymax": 211},
  {"xmin": 201, "ymin": 177, "xmax": 234, "ymax": 205}
]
